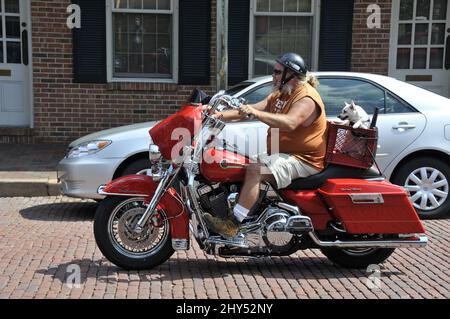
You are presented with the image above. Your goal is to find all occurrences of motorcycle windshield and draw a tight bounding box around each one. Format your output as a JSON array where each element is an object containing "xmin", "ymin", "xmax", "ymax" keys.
[{"xmin": 149, "ymin": 105, "xmax": 203, "ymax": 161}]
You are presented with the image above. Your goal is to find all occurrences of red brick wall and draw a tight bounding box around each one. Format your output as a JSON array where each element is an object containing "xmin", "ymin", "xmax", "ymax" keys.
[
  {"xmin": 351, "ymin": 0, "xmax": 392, "ymax": 74},
  {"xmin": 26, "ymin": 0, "xmax": 218, "ymax": 144}
]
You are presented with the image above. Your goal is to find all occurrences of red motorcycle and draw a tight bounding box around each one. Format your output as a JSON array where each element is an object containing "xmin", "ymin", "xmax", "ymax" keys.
[{"xmin": 93, "ymin": 92, "xmax": 427, "ymax": 270}]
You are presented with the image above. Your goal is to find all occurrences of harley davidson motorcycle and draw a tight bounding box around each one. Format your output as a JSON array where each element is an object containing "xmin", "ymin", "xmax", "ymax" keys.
[{"xmin": 93, "ymin": 92, "xmax": 427, "ymax": 270}]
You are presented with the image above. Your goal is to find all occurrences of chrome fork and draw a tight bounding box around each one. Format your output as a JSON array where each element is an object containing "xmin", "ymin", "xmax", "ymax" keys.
[{"xmin": 134, "ymin": 165, "xmax": 178, "ymax": 233}]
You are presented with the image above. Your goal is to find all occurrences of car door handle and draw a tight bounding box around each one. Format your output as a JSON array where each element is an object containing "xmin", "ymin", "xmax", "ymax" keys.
[{"xmin": 393, "ymin": 123, "xmax": 416, "ymax": 130}]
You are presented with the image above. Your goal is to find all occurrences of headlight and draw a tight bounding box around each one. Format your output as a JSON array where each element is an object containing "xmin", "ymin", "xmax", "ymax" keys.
[
  {"xmin": 67, "ymin": 140, "xmax": 112, "ymax": 158},
  {"xmin": 149, "ymin": 144, "xmax": 161, "ymax": 161}
]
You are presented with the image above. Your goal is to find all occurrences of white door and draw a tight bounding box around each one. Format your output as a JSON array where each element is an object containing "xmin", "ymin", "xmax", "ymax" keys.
[
  {"xmin": 389, "ymin": 0, "xmax": 450, "ymax": 98},
  {"xmin": 0, "ymin": 0, "xmax": 31, "ymax": 127}
]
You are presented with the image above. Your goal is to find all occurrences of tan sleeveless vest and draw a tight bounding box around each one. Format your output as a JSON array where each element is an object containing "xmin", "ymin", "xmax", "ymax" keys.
[{"xmin": 267, "ymin": 83, "xmax": 327, "ymax": 171}]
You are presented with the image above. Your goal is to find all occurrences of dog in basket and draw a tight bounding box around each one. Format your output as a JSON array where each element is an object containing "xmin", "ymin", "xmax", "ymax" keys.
[{"xmin": 337, "ymin": 101, "xmax": 370, "ymax": 129}]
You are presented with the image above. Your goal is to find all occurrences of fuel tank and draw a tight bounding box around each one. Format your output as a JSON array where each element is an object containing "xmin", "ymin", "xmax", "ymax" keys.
[{"xmin": 200, "ymin": 148, "xmax": 250, "ymax": 183}]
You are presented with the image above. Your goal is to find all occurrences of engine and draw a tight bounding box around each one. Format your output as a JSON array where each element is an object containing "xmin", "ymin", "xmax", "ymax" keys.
[
  {"xmin": 262, "ymin": 207, "xmax": 296, "ymax": 253},
  {"xmin": 196, "ymin": 182, "xmax": 313, "ymax": 256}
]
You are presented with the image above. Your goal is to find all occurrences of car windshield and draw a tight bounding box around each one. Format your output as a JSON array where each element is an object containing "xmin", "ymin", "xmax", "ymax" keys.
[{"xmin": 225, "ymin": 82, "xmax": 254, "ymax": 96}]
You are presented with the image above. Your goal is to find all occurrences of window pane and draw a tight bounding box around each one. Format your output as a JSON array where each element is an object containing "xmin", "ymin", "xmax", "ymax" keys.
[
  {"xmin": 114, "ymin": 54, "xmax": 128, "ymax": 73},
  {"xmin": 398, "ymin": 24, "xmax": 412, "ymax": 44},
  {"xmin": 143, "ymin": 54, "xmax": 156, "ymax": 73},
  {"xmin": 386, "ymin": 93, "xmax": 412, "ymax": 113},
  {"xmin": 113, "ymin": 13, "xmax": 172, "ymax": 78},
  {"xmin": 399, "ymin": 0, "xmax": 414, "ymax": 20},
  {"xmin": 397, "ymin": 48, "xmax": 411, "ymax": 69},
  {"xmin": 433, "ymin": 0, "xmax": 447, "ymax": 19},
  {"xmin": 6, "ymin": 16, "xmax": 20, "ymax": 39},
  {"xmin": 0, "ymin": 43, "xmax": 3, "ymax": 63},
  {"xmin": 414, "ymin": 23, "xmax": 429, "ymax": 44},
  {"xmin": 298, "ymin": 0, "xmax": 311, "ymax": 12},
  {"xmin": 284, "ymin": 0, "xmax": 297, "ymax": 12},
  {"xmin": 317, "ymin": 79, "xmax": 385, "ymax": 116},
  {"xmin": 430, "ymin": 48, "xmax": 444, "ymax": 68},
  {"xmin": 143, "ymin": 0, "xmax": 157, "ymax": 10},
  {"xmin": 5, "ymin": 0, "xmax": 19, "ymax": 13},
  {"xmin": 157, "ymin": 15, "xmax": 171, "ymax": 34},
  {"xmin": 431, "ymin": 23, "xmax": 445, "ymax": 44},
  {"xmin": 255, "ymin": 16, "xmax": 268, "ymax": 34},
  {"xmin": 253, "ymin": 16, "xmax": 312, "ymax": 77},
  {"xmin": 115, "ymin": 0, "xmax": 128, "ymax": 9},
  {"xmin": 7, "ymin": 41, "xmax": 21, "ymax": 63},
  {"xmin": 129, "ymin": 0, "xmax": 142, "ymax": 9},
  {"xmin": 157, "ymin": 0, "xmax": 170, "ymax": 10},
  {"xmin": 129, "ymin": 54, "xmax": 143, "ymax": 73},
  {"xmin": 115, "ymin": 32, "xmax": 129, "ymax": 53},
  {"xmin": 143, "ymin": 15, "xmax": 157, "ymax": 33},
  {"xmin": 0, "ymin": 17, "xmax": 2, "ymax": 37},
  {"xmin": 416, "ymin": 0, "xmax": 431, "ymax": 19},
  {"xmin": 268, "ymin": 16, "xmax": 282, "ymax": 34},
  {"xmin": 256, "ymin": 0, "xmax": 269, "ymax": 12},
  {"xmin": 413, "ymin": 48, "xmax": 427, "ymax": 68},
  {"xmin": 271, "ymin": 0, "xmax": 283, "ymax": 12}
]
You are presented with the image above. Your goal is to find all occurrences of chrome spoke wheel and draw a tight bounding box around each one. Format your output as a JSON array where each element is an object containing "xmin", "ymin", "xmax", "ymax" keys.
[
  {"xmin": 107, "ymin": 198, "xmax": 169, "ymax": 258},
  {"xmin": 404, "ymin": 167, "xmax": 449, "ymax": 211}
]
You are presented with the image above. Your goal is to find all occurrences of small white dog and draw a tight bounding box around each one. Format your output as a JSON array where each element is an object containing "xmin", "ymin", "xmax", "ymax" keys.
[{"xmin": 337, "ymin": 101, "xmax": 370, "ymax": 129}]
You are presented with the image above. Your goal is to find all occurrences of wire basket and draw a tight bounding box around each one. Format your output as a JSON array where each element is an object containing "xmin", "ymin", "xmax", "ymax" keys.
[{"xmin": 325, "ymin": 122, "xmax": 378, "ymax": 169}]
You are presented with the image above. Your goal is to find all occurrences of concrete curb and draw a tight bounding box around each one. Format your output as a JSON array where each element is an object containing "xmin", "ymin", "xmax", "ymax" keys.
[{"xmin": 0, "ymin": 178, "xmax": 61, "ymax": 197}]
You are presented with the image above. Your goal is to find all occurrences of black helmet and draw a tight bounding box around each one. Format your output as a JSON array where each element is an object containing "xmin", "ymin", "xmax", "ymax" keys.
[{"xmin": 276, "ymin": 52, "xmax": 308, "ymax": 76}]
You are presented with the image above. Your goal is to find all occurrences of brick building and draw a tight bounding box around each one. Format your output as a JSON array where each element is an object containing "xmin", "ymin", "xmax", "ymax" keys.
[{"xmin": 0, "ymin": 0, "xmax": 448, "ymax": 143}]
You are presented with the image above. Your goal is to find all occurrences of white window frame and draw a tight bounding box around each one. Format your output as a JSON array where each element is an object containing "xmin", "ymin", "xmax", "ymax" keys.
[
  {"xmin": 105, "ymin": 0, "xmax": 179, "ymax": 83},
  {"xmin": 248, "ymin": 0, "xmax": 321, "ymax": 78}
]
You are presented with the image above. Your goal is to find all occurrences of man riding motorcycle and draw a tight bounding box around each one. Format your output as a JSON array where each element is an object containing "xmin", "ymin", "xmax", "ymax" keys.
[{"xmin": 204, "ymin": 52, "xmax": 327, "ymax": 238}]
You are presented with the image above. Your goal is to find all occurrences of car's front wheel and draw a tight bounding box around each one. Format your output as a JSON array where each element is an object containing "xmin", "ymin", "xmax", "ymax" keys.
[
  {"xmin": 120, "ymin": 157, "xmax": 150, "ymax": 176},
  {"xmin": 392, "ymin": 157, "xmax": 450, "ymax": 219}
]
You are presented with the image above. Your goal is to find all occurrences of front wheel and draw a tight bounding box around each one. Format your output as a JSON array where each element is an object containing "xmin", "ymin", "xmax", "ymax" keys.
[
  {"xmin": 94, "ymin": 196, "xmax": 174, "ymax": 270},
  {"xmin": 320, "ymin": 247, "xmax": 395, "ymax": 269}
]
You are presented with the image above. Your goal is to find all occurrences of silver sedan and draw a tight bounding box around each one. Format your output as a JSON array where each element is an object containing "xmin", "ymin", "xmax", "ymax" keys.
[{"xmin": 57, "ymin": 72, "xmax": 450, "ymax": 218}]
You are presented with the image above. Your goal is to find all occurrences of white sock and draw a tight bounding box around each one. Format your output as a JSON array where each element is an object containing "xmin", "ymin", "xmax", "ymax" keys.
[{"xmin": 233, "ymin": 204, "xmax": 249, "ymax": 223}]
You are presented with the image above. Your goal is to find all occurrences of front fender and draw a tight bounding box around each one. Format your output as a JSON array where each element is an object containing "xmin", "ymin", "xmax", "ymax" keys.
[{"xmin": 99, "ymin": 174, "xmax": 189, "ymax": 241}]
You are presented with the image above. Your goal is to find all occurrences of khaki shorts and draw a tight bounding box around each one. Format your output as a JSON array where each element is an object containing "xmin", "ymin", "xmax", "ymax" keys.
[{"xmin": 258, "ymin": 153, "xmax": 320, "ymax": 189}]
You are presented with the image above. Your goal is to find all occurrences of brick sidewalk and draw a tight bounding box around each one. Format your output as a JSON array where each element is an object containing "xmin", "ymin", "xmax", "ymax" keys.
[{"xmin": 0, "ymin": 196, "xmax": 449, "ymax": 299}]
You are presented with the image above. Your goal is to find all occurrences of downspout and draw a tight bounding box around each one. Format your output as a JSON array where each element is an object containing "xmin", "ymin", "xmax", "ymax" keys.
[{"xmin": 216, "ymin": 0, "xmax": 228, "ymax": 91}]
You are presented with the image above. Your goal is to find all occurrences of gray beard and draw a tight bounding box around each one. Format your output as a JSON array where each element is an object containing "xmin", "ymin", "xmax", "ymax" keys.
[{"xmin": 273, "ymin": 81, "xmax": 293, "ymax": 95}]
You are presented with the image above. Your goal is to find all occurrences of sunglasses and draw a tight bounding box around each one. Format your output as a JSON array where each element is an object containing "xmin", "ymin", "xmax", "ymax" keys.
[{"xmin": 272, "ymin": 69, "xmax": 283, "ymax": 75}]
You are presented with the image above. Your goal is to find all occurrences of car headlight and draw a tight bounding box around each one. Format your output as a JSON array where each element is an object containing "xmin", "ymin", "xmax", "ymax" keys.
[{"xmin": 67, "ymin": 140, "xmax": 112, "ymax": 158}]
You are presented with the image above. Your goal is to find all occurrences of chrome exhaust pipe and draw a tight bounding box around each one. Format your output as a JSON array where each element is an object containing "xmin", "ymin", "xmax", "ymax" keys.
[{"xmin": 309, "ymin": 232, "xmax": 428, "ymax": 248}]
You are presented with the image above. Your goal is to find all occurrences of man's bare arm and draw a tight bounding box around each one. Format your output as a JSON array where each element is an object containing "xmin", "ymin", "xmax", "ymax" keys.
[{"xmin": 248, "ymin": 97, "xmax": 318, "ymax": 132}]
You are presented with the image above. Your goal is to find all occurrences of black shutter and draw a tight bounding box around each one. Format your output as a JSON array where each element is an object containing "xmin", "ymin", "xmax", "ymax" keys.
[
  {"xmin": 319, "ymin": 0, "xmax": 354, "ymax": 71},
  {"xmin": 179, "ymin": 0, "xmax": 211, "ymax": 85},
  {"xmin": 228, "ymin": 0, "xmax": 250, "ymax": 86},
  {"xmin": 72, "ymin": 0, "xmax": 107, "ymax": 83}
]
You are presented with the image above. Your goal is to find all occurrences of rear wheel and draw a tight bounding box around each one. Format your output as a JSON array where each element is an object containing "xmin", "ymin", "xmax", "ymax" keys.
[
  {"xmin": 94, "ymin": 196, "xmax": 174, "ymax": 270},
  {"xmin": 320, "ymin": 247, "xmax": 395, "ymax": 269},
  {"xmin": 392, "ymin": 157, "xmax": 450, "ymax": 219}
]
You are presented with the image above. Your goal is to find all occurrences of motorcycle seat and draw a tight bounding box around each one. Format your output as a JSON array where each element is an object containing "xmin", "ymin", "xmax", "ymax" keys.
[{"xmin": 284, "ymin": 164, "xmax": 382, "ymax": 191}]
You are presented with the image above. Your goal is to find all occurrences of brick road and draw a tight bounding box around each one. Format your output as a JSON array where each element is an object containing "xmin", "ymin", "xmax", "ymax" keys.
[{"xmin": 0, "ymin": 196, "xmax": 449, "ymax": 299}]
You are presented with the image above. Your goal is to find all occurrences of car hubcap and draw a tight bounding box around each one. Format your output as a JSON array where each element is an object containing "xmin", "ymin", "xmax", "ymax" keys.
[{"xmin": 404, "ymin": 167, "xmax": 449, "ymax": 211}]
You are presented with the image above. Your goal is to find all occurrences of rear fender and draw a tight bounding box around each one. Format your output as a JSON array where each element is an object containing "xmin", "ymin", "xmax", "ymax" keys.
[{"xmin": 100, "ymin": 175, "xmax": 189, "ymax": 240}]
